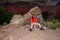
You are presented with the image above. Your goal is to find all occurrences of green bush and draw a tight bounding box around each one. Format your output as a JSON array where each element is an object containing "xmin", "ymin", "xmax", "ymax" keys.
[
  {"xmin": 52, "ymin": 19, "xmax": 59, "ymax": 23},
  {"xmin": 46, "ymin": 19, "xmax": 60, "ymax": 30},
  {"xmin": 0, "ymin": 7, "xmax": 13, "ymax": 25},
  {"xmin": 49, "ymin": 23, "xmax": 57, "ymax": 30},
  {"xmin": 3, "ymin": 11, "xmax": 13, "ymax": 24}
]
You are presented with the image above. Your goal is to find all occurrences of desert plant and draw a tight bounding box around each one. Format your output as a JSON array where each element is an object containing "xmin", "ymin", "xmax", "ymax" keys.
[
  {"xmin": 3, "ymin": 11, "xmax": 13, "ymax": 24},
  {"xmin": 0, "ymin": 7, "xmax": 13, "ymax": 25},
  {"xmin": 45, "ymin": 19, "xmax": 60, "ymax": 30}
]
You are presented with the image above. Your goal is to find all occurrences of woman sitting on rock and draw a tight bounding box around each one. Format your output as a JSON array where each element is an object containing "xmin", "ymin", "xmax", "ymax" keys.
[{"xmin": 29, "ymin": 14, "xmax": 45, "ymax": 31}]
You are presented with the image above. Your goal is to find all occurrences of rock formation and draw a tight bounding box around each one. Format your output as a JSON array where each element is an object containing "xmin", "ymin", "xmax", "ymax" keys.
[{"xmin": 10, "ymin": 6, "xmax": 45, "ymax": 26}]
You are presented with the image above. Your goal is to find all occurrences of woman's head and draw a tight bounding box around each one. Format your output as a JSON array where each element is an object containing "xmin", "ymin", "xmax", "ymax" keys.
[{"xmin": 32, "ymin": 14, "xmax": 36, "ymax": 19}]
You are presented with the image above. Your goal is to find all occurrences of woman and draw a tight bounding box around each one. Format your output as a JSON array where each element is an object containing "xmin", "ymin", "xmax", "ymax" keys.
[{"xmin": 29, "ymin": 14, "xmax": 44, "ymax": 31}]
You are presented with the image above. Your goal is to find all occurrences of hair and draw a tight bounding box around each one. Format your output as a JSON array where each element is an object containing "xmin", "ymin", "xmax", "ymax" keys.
[
  {"xmin": 32, "ymin": 16, "xmax": 34, "ymax": 19},
  {"xmin": 32, "ymin": 14, "xmax": 35, "ymax": 19}
]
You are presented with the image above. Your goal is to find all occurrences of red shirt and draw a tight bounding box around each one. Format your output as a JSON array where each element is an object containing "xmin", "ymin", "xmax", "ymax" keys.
[{"xmin": 30, "ymin": 17, "xmax": 37, "ymax": 23}]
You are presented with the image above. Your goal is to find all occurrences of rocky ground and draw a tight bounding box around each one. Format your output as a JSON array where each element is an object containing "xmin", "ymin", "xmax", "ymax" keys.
[
  {"xmin": 0, "ymin": 6, "xmax": 60, "ymax": 40},
  {"xmin": 0, "ymin": 24, "xmax": 60, "ymax": 40}
]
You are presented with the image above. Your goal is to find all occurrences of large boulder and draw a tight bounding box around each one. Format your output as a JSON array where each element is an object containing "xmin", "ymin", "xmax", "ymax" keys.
[
  {"xmin": 28, "ymin": 6, "xmax": 41, "ymax": 15},
  {"xmin": 10, "ymin": 6, "xmax": 45, "ymax": 26},
  {"xmin": 23, "ymin": 6, "xmax": 44, "ymax": 25},
  {"xmin": 24, "ymin": 6, "xmax": 42, "ymax": 20},
  {"xmin": 23, "ymin": 6, "xmax": 42, "ymax": 25},
  {"xmin": 10, "ymin": 15, "xmax": 24, "ymax": 25}
]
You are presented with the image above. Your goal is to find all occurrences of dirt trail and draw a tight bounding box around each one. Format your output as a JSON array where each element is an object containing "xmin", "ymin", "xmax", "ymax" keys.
[{"xmin": 0, "ymin": 24, "xmax": 60, "ymax": 40}]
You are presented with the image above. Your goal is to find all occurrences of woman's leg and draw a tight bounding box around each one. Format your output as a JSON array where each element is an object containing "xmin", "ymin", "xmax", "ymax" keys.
[
  {"xmin": 29, "ymin": 23, "xmax": 34, "ymax": 31},
  {"xmin": 36, "ymin": 23, "xmax": 41, "ymax": 28},
  {"xmin": 37, "ymin": 23, "xmax": 45, "ymax": 30},
  {"xmin": 31, "ymin": 23, "xmax": 34, "ymax": 29}
]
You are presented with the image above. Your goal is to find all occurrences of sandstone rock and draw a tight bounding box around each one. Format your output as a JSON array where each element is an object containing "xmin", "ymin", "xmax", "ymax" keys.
[
  {"xmin": 23, "ymin": 6, "xmax": 44, "ymax": 25},
  {"xmin": 28, "ymin": 6, "xmax": 41, "ymax": 15},
  {"xmin": 24, "ymin": 12, "xmax": 32, "ymax": 20},
  {"xmin": 10, "ymin": 6, "xmax": 45, "ymax": 26},
  {"xmin": 24, "ymin": 6, "xmax": 42, "ymax": 20},
  {"xmin": 11, "ymin": 15, "xmax": 22, "ymax": 20},
  {"xmin": 10, "ymin": 15, "xmax": 24, "ymax": 25}
]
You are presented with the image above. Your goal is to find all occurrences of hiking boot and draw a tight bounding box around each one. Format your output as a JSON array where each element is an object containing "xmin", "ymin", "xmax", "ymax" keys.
[
  {"xmin": 29, "ymin": 29, "xmax": 32, "ymax": 31},
  {"xmin": 40, "ymin": 27, "xmax": 45, "ymax": 30}
]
